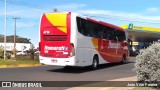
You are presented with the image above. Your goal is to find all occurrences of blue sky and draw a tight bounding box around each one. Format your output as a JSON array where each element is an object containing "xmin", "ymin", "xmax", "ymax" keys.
[{"xmin": 0, "ymin": 0, "xmax": 160, "ymax": 45}]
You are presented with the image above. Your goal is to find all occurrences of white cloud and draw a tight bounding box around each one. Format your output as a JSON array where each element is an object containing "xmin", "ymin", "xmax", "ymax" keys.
[
  {"xmin": 0, "ymin": 7, "xmax": 44, "ymax": 18},
  {"xmin": 77, "ymin": 9, "xmax": 160, "ymax": 24},
  {"xmin": 16, "ymin": 22, "xmax": 35, "ymax": 28},
  {"xmin": 146, "ymin": 7, "xmax": 159, "ymax": 13},
  {"xmin": 0, "ymin": 3, "xmax": 86, "ymax": 18},
  {"xmin": 54, "ymin": 3, "xmax": 86, "ymax": 11}
]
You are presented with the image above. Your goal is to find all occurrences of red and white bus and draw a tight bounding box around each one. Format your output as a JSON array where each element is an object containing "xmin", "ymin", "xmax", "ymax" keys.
[{"xmin": 39, "ymin": 12, "xmax": 130, "ymax": 69}]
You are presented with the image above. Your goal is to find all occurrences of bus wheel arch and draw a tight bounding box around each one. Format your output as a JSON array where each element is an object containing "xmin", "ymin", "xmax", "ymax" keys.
[{"xmin": 91, "ymin": 54, "xmax": 99, "ymax": 70}]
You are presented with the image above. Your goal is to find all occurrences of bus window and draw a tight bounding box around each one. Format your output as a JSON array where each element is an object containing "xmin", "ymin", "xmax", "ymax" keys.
[
  {"xmin": 116, "ymin": 30, "xmax": 126, "ymax": 42},
  {"xmin": 87, "ymin": 21, "xmax": 94, "ymax": 37},
  {"xmin": 103, "ymin": 27, "xmax": 109, "ymax": 39},
  {"xmin": 77, "ymin": 17, "xmax": 83, "ymax": 34},
  {"xmin": 92, "ymin": 24, "xmax": 103, "ymax": 38},
  {"xmin": 97, "ymin": 24, "xmax": 103, "ymax": 38},
  {"xmin": 108, "ymin": 28, "xmax": 116, "ymax": 41},
  {"xmin": 77, "ymin": 17, "xmax": 91, "ymax": 37}
]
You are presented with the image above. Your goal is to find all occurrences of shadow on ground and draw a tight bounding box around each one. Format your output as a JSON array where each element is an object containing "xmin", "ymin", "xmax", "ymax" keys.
[{"xmin": 47, "ymin": 61, "xmax": 134, "ymax": 74}]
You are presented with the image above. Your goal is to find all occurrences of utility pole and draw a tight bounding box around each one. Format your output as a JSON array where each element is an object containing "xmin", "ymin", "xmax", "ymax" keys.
[
  {"xmin": 4, "ymin": 0, "xmax": 7, "ymax": 60},
  {"xmin": 13, "ymin": 17, "xmax": 20, "ymax": 58}
]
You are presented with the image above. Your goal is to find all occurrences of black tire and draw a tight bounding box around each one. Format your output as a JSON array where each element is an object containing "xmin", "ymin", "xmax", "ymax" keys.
[
  {"xmin": 121, "ymin": 55, "xmax": 126, "ymax": 64},
  {"xmin": 91, "ymin": 56, "xmax": 99, "ymax": 70}
]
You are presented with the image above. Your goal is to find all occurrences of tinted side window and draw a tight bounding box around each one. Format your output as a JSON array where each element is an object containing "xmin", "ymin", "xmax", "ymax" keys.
[
  {"xmin": 77, "ymin": 17, "xmax": 125, "ymax": 41},
  {"xmin": 85, "ymin": 21, "xmax": 103, "ymax": 38},
  {"xmin": 107, "ymin": 28, "xmax": 116, "ymax": 40},
  {"xmin": 92, "ymin": 24, "xmax": 103, "ymax": 38},
  {"xmin": 76, "ymin": 17, "xmax": 90, "ymax": 36},
  {"xmin": 121, "ymin": 31, "xmax": 126, "ymax": 42},
  {"xmin": 102, "ymin": 27, "xmax": 116, "ymax": 40},
  {"xmin": 116, "ymin": 30, "xmax": 126, "ymax": 42},
  {"xmin": 77, "ymin": 17, "xmax": 83, "ymax": 34},
  {"xmin": 102, "ymin": 26, "xmax": 109, "ymax": 39}
]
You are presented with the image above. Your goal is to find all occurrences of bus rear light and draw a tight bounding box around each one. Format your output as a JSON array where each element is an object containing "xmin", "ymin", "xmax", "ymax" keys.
[{"xmin": 70, "ymin": 43, "xmax": 75, "ymax": 57}]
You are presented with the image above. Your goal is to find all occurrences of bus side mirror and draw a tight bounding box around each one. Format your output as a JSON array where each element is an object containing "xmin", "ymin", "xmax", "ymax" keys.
[{"xmin": 127, "ymin": 38, "xmax": 133, "ymax": 48}]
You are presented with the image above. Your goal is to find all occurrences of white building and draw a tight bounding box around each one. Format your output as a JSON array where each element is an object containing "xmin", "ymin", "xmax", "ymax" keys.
[{"xmin": 0, "ymin": 43, "xmax": 34, "ymax": 51}]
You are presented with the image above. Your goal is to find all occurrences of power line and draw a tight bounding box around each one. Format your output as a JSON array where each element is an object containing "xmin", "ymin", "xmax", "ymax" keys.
[
  {"xmin": 0, "ymin": 0, "xmax": 160, "ymax": 24},
  {"xmin": 83, "ymin": 14, "xmax": 160, "ymax": 24},
  {"xmin": 0, "ymin": 0, "xmax": 49, "ymax": 11}
]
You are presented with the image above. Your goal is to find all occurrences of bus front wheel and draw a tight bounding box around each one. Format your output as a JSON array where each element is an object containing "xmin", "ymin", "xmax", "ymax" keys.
[{"xmin": 121, "ymin": 55, "xmax": 126, "ymax": 64}]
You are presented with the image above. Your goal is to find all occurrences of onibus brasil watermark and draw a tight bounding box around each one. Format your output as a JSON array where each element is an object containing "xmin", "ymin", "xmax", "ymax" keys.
[
  {"xmin": 1, "ymin": 82, "xmax": 42, "ymax": 88},
  {"xmin": 1, "ymin": 81, "xmax": 159, "ymax": 87}
]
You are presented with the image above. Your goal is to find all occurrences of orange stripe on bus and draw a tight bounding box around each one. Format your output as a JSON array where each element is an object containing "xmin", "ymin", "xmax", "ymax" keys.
[{"xmin": 92, "ymin": 38, "xmax": 98, "ymax": 51}]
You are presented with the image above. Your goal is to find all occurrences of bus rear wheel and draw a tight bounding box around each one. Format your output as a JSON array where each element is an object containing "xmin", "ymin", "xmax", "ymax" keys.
[{"xmin": 91, "ymin": 56, "xmax": 99, "ymax": 70}]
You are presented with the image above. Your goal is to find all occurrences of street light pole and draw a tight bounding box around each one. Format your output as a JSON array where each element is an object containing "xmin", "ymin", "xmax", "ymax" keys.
[
  {"xmin": 4, "ymin": 0, "xmax": 7, "ymax": 60},
  {"xmin": 13, "ymin": 17, "xmax": 20, "ymax": 58}
]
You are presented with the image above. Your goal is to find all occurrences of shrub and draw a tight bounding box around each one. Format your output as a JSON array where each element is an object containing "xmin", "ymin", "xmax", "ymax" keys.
[
  {"xmin": 134, "ymin": 42, "xmax": 160, "ymax": 82},
  {"xmin": 0, "ymin": 46, "xmax": 4, "ymax": 58}
]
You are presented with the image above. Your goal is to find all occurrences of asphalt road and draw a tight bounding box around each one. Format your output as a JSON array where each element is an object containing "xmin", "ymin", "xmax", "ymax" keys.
[{"xmin": 0, "ymin": 57, "xmax": 136, "ymax": 90}]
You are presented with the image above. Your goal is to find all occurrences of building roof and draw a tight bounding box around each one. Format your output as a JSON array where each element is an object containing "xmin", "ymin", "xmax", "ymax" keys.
[{"xmin": 120, "ymin": 24, "xmax": 160, "ymax": 42}]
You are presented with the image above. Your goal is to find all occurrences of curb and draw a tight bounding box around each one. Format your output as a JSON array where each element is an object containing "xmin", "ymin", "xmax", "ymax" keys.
[
  {"xmin": 0, "ymin": 64, "xmax": 43, "ymax": 68},
  {"xmin": 67, "ymin": 76, "xmax": 137, "ymax": 90}
]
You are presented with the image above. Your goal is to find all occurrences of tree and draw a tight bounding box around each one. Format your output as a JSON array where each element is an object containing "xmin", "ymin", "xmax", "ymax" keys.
[{"xmin": 0, "ymin": 35, "xmax": 31, "ymax": 43}]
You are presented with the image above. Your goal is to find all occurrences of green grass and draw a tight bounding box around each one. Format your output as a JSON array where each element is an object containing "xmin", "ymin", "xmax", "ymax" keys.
[{"xmin": 0, "ymin": 59, "xmax": 39, "ymax": 65}]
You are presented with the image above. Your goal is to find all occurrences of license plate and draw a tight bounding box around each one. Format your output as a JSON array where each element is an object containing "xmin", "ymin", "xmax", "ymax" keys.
[{"xmin": 51, "ymin": 59, "xmax": 57, "ymax": 63}]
